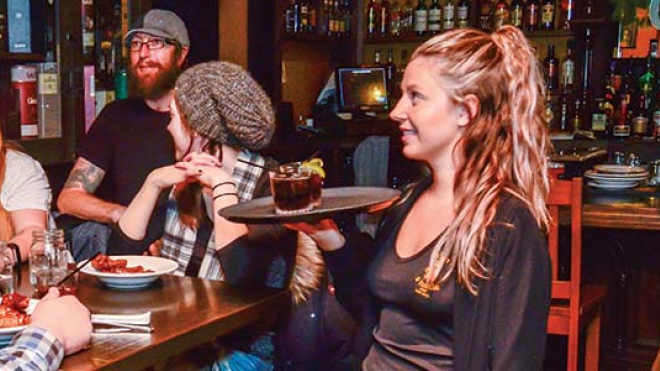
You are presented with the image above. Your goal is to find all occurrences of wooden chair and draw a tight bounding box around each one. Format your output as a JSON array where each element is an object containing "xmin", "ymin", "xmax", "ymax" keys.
[{"xmin": 546, "ymin": 177, "xmax": 607, "ymax": 371}]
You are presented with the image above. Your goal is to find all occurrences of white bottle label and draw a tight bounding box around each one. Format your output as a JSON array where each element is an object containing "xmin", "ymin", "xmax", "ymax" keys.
[
  {"xmin": 415, "ymin": 10, "xmax": 428, "ymax": 32},
  {"xmin": 443, "ymin": 4, "xmax": 455, "ymax": 29}
]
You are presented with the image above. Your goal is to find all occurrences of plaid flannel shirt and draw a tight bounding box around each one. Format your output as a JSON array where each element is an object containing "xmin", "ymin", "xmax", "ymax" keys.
[
  {"xmin": 0, "ymin": 327, "xmax": 64, "ymax": 371},
  {"xmin": 160, "ymin": 149, "xmax": 266, "ymax": 279}
]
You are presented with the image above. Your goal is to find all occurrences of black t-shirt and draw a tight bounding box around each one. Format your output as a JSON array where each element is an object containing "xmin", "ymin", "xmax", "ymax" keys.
[
  {"xmin": 77, "ymin": 98, "xmax": 174, "ymax": 205},
  {"xmin": 365, "ymin": 221, "xmax": 455, "ymax": 370}
]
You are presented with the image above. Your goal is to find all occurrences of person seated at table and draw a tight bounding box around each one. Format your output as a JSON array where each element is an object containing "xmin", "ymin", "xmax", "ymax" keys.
[
  {"xmin": 112, "ymin": 61, "xmax": 347, "ymax": 370},
  {"xmin": 0, "ymin": 287, "xmax": 92, "ymax": 371},
  {"xmin": 284, "ymin": 25, "xmax": 552, "ymax": 370},
  {"xmin": 1, "ymin": 126, "xmax": 53, "ymax": 264}
]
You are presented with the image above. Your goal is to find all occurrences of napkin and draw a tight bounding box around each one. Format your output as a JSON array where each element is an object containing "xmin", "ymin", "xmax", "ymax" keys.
[{"xmin": 91, "ymin": 312, "xmax": 151, "ymax": 325}]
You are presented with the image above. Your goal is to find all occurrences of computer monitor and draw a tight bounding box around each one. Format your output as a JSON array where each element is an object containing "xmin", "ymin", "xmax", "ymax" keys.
[{"xmin": 335, "ymin": 66, "xmax": 389, "ymax": 116}]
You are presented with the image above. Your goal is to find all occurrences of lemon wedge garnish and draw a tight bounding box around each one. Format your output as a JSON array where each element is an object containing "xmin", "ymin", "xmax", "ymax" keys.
[{"xmin": 302, "ymin": 158, "xmax": 326, "ymax": 178}]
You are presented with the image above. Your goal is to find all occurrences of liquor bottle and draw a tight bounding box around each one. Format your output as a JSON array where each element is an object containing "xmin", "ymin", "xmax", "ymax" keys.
[
  {"xmin": 591, "ymin": 99, "xmax": 608, "ymax": 138},
  {"xmin": 613, "ymin": 59, "xmax": 635, "ymax": 139},
  {"xmin": 560, "ymin": 0, "xmax": 573, "ymax": 30},
  {"xmin": 602, "ymin": 65, "xmax": 617, "ymax": 122},
  {"xmin": 493, "ymin": 0, "xmax": 510, "ymax": 30},
  {"xmin": 343, "ymin": 0, "xmax": 351, "ymax": 36},
  {"xmin": 299, "ymin": 0, "xmax": 310, "ymax": 33},
  {"xmin": 316, "ymin": 0, "xmax": 328, "ymax": 35},
  {"xmin": 525, "ymin": 0, "xmax": 540, "ymax": 32},
  {"xmin": 510, "ymin": 0, "xmax": 524, "ymax": 29},
  {"xmin": 390, "ymin": 0, "xmax": 401, "ymax": 37},
  {"xmin": 309, "ymin": 0, "xmax": 317, "ymax": 33},
  {"xmin": 544, "ymin": 92, "xmax": 557, "ymax": 131},
  {"xmin": 652, "ymin": 85, "xmax": 660, "ymax": 140},
  {"xmin": 639, "ymin": 42, "xmax": 656, "ymax": 113},
  {"xmin": 558, "ymin": 88, "xmax": 572, "ymax": 132},
  {"xmin": 579, "ymin": 24, "xmax": 594, "ymax": 127},
  {"xmin": 456, "ymin": 0, "xmax": 470, "ymax": 28},
  {"xmin": 386, "ymin": 48, "xmax": 397, "ymax": 98},
  {"xmin": 374, "ymin": 49, "xmax": 382, "ymax": 65},
  {"xmin": 0, "ymin": 0, "xmax": 7, "ymax": 52},
  {"xmin": 380, "ymin": 0, "xmax": 391, "ymax": 37},
  {"xmin": 367, "ymin": 0, "xmax": 380, "ymax": 37},
  {"xmin": 427, "ymin": 0, "xmax": 441, "ymax": 34},
  {"xmin": 561, "ymin": 39, "xmax": 575, "ymax": 93},
  {"xmin": 478, "ymin": 0, "xmax": 494, "ymax": 31},
  {"xmin": 285, "ymin": 0, "xmax": 296, "ymax": 34},
  {"xmin": 442, "ymin": 0, "xmax": 455, "ymax": 31},
  {"xmin": 544, "ymin": 44, "xmax": 559, "ymax": 92},
  {"xmin": 401, "ymin": 0, "xmax": 415, "ymax": 35},
  {"xmin": 82, "ymin": 0, "xmax": 95, "ymax": 59},
  {"xmin": 397, "ymin": 49, "xmax": 409, "ymax": 93},
  {"xmin": 541, "ymin": 0, "xmax": 555, "ymax": 30},
  {"xmin": 414, "ymin": 0, "xmax": 428, "ymax": 36}
]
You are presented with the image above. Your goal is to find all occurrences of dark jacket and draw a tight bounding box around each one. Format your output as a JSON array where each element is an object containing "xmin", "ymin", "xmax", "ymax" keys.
[{"xmin": 323, "ymin": 176, "xmax": 552, "ymax": 370}]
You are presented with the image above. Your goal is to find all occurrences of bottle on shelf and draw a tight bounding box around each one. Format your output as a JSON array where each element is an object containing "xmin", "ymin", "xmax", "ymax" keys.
[
  {"xmin": 386, "ymin": 48, "xmax": 397, "ymax": 99},
  {"xmin": 541, "ymin": 0, "xmax": 555, "ymax": 30},
  {"xmin": 82, "ymin": 0, "xmax": 95, "ymax": 61},
  {"xmin": 456, "ymin": 0, "xmax": 470, "ymax": 28},
  {"xmin": 639, "ymin": 41, "xmax": 656, "ymax": 114},
  {"xmin": 613, "ymin": 59, "xmax": 635, "ymax": 139},
  {"xmin": 397, "ymin": 49, "xmax": 409, "ymax": 91},
  {"xmin": 561, "ymin": 39, "xmax": 575, "ymax": 92},
  {"xmin": 579, "ymin": 20, "xmax": 594, "ymax": 127},
  {"xmin": 299, "ymin": 0, "xmax": 311, "ymax": 33},
  {"xmin": 285, "ymin": 0, "xmax": 297, "ymax": 34},
  {"xmin": 442, "ymin": 0, "xmax": 455, "ymax": 31},
  {"xmin": 317, "ymin": 0, "xmax": 329, "ymax": 36},
  {"xmin": 401, "ymin": 0, "xmax": 414, "ymax": 36},
  {"xmin": 367, "ymin": 0, "xmax": 381, "ymax": 37},
  {"xmin": 510, "ymin": 0, "xmax": 524, "ymax": 29},
  {"xmin": 414, "ymin": 0, "xmax": 428, "ymax": 36},
  {"xmin": 544, "ymin": 92, "xmax": 557, "ymax": 131},
  {"xmin": 493, "ymin": 0, "xmax": 510, "ymax": 30},
  {"xmin": 558, "ymin": 89, "xmax": 572, "ymax": 132},
  {"xmin": 525, "ymin": 0, "xmax": 540, "ymax": 32},
  {"xmin": 560, "ymin": 0, "xmax": 573, "ymax": 30},
  {"xmin": 427, "ymin": 0, "xmax": 441, "ymax": 35},
  {"xmin": 374, "ymin": 49, "xmax": 382, "ymax": 65},
  {"xmin": 380, "ymin": 0, "xmax": 391, "ymax": 37},
  {"xmin": 389, "ymin": 0, "xmax": 401, "ymax": 37},
  {"xmin": 543, "ymin": 44, "xmax": 559, "ymax": 93},
  {"xmin": 478, "ymin": 0, "xmax": 494, "ymax": 31},
  {"xmin": 591, "ymin": 98, "xmax": 608, "ymax": 138}
]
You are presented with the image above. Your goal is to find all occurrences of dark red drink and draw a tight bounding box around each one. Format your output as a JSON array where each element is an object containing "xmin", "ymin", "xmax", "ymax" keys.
[
  {"xmin": 309, "ymin": 173, "xmax": 323, "ymax": 207},
  {"xmin": 270, "ymin": 171, "xmax": 313, "ymax": 214}
]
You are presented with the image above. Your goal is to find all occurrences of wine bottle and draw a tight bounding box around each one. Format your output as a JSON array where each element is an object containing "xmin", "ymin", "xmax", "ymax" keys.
[
  {"xmin": 442, "ymin": 0, "xmax": 456, "ymax": 31},
  {"xmin": 367, "ymin": 0, "xmax": 381, "ymax": 37},
  {"xmin": 380, "ymin": 0, "xmax": 391, "ymax": 37},
  {"xmin": 544, "ymin": 44, "xmax": 559, "ymax": 92},
  {"xmin": 390, "ymin": 0, "xmax": 402, "ymax": 37},
  {"xmin": 541, "ymin": 0, "xmax": 555, "ymax": 30},
  {"xmin": 414, "ymin": 0, "xmax": 428, "ymax": 36},
  {"xmin": 510, "ymin": 0, "xmax": 524, "ymax": 29},
  {"xmin": 493, "ymin": 0, "xmax": 510, "ymax": 30},
  {"xmin": 428, "ymin": 0, "xmax": 441, "ymax": 34},
  {"xmin": 525, "ymin": 0, "xmax": 540, "ymax": 32},
  {"xmin": 456, "ymin": 0, "xmax": 469, "ymax": 28},
  {"xmin": 478, "ymin": 0, "xmax": 494, "ymax": 31}
]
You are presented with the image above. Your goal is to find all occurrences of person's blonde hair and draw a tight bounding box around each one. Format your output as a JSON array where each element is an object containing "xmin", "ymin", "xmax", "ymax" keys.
[{"xmin": 412, "ymin": 26, "xmax": 550, "ymax": 295}]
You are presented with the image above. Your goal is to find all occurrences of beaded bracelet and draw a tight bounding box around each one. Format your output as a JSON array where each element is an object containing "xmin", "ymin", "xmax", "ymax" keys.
[
  {"xmin": 213, "ymin": 192, "xmax": 238, "ymax": 201},
  {"xmin": 212, "ymin": 181, "xmax": 236, "ymax": 191}
]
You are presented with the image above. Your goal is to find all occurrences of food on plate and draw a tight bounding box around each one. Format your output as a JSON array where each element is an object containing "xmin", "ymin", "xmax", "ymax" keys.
[
  {"xmin": 0, "ymin": 293, "xmax": 31, "ymax": 328},
  {"xmin": 91, "ymin": 254, "xmax": 154, "ymax": 274}
]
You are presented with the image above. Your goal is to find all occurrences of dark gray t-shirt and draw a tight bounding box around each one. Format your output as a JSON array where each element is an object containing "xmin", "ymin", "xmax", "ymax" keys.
[{"xmin": 365, "ymin": 225, "xmax": 455, "ymax": 370}]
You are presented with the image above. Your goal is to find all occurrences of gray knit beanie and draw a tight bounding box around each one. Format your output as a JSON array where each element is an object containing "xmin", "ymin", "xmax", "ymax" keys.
[{"xmin": 174, "ymin": 61, "xmax": 275, "ymax": 151}]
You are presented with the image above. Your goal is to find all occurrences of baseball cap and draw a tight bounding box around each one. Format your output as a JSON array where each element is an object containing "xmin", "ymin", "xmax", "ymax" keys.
[{"xmin": 124, "ymin": 9, "xmax": 190, "ymax": 48}]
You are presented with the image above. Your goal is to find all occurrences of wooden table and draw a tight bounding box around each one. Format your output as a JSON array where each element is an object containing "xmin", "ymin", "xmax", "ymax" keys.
[{"xmin": 14, "ymin": 268, "xmax": 290, "ymax": 371}]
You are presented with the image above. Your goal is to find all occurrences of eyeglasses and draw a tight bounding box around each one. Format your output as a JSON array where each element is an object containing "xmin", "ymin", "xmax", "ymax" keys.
[{"xmin": 129, "ymin": 38, "xmax": 177, "ymax": 52}]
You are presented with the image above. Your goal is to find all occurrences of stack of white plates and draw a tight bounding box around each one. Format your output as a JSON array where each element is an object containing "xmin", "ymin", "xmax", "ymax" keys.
[{"xmin": 584, "ymin": 165, "xmax": 649, "ymax": 190}]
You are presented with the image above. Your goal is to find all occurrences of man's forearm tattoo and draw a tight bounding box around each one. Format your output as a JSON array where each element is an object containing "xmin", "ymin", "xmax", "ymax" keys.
[{"xmin": 63, "ymin": 159, "xmax": 105, "ymax": 193}]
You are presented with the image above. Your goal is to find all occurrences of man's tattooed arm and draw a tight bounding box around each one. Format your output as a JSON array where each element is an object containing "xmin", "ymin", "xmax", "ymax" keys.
[{"xmin": 63, "ymin": 157, "xmax": 106, "ymax": 193}]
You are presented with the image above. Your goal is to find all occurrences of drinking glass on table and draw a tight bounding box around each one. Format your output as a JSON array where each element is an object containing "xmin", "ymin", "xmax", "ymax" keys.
[
  {"xmin": 29, "ymin": 229, "xmax": 77, "ymax": 297},
  {"xmin": 0, "ymin": 242, "xmax": 15, "ymax": 294}
]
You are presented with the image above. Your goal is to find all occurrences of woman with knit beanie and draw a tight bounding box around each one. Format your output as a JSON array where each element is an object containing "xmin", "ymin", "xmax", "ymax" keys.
[{"xmin": 113, "ymin": 61, "xmax": 338, "ymax": 370}]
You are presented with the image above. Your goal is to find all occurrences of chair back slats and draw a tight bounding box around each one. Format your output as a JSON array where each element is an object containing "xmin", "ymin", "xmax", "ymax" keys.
[{"xmin": 546, "ymin": 178, "xmax": 583, "ymax": 303}]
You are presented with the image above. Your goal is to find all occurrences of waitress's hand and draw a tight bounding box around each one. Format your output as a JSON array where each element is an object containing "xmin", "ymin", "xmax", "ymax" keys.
[{"xmin": 284, "ymin": 219, "xmax": 346, "ymax": 252}]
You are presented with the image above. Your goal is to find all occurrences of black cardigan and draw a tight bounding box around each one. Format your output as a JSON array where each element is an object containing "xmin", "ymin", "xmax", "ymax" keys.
[{"xmin": 323, "ymin": 176, "xmax": 551, "ymax": 370}]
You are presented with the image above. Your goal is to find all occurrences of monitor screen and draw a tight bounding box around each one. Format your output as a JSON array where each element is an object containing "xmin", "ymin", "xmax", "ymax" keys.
[{"xmin": 335, "ymin": 66, "xmax": 389, "ymax": 114}]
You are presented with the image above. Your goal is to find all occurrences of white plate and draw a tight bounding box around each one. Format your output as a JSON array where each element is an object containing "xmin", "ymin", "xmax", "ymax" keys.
[
  {"xmin": 588, "ymin": 179, "xmax": 639, "ymax": 187},
  {"xmin": 0, "ymin": 299, "xmax": 39, "ymax": 347},
  {"xmin": 593, "ymin": 164, "xmax": 647, "ymax": 174},
  {"xmin": 82, "ymin": 256, "xmax": 178, "ymax": 291},
  {"xmin": 587, "ymin": 181, "xmax": 638, "ymax": 190},
  {"xmin": 584, "ymin": 170, "xmax": 649, "ymax": 181}
]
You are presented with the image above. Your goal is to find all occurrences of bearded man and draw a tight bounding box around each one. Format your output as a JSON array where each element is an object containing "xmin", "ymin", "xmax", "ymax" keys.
[{"xmin": 57, "ymin": 9, "xmax": 189, "ymax": 260}]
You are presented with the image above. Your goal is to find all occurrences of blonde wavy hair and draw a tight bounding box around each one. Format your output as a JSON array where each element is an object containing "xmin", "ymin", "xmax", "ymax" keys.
[{"xmin": 413, "ymin": 26, "xmax": 551, "ymax": 295}]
